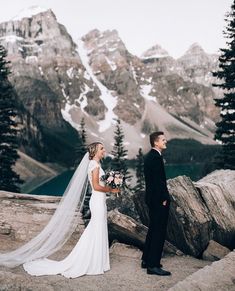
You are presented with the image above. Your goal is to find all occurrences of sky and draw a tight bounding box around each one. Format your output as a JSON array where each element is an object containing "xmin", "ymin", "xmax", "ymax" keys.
[{"xmin": 0, "ymin": 0, "xmax": 232, "ymax": 58}]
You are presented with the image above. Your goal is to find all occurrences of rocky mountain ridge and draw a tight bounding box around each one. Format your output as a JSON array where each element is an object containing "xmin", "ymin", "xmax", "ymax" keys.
[{"xmin": 0, "ymin": 7, "xmax": 220, "ymax": 163}]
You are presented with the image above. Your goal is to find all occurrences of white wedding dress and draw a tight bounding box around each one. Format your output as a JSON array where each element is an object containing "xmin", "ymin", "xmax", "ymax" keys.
[{"xmin": 23, "ymin": 159, "xmax": 110, "ymax": 278}]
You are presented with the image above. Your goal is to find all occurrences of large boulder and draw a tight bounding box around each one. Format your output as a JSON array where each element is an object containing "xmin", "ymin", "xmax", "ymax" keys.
[
  {"xmin": 134, "ymin": 170, "xmax": 235, "ymax": 258},
  {"xmin": 106, "ymin": 188, "xmax": 140, "ymax": 222},
  {"xmin": 195, "ymin": 169, "xmax": 235, "ymax": 249},
  {"xmin": 202, "ymin": 240, "xmax": 230, "ymax": 261},
  {"xmin": 167, "ymin": 176, "xmax": 212, "ymax": 257},
  {"xmin": 167, "ymin": 170, "xmax": 235, "ymax": 257},
  {"xmin": 169, "ymin": 250, "xmax": 235, "ymax": 291}
]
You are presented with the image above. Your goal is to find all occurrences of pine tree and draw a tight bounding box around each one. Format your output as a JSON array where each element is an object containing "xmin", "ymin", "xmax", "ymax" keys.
[
  {"xmin": 212, "ymin": 1, "xmax": 235, "ymax": 169},
  {"xmin": 135, "ymin": 148, "xmax": 145, "ymax": 192},
  {"xmin": 75, "ymin": 117, "xmax": 87, "ymax": 166},
  {"xmin": 0, "ymin": 45, "xmax": 22, "ymax": 192},
  {"xmin": 111, "ymin": 119, "xmax": 130, "ymax": 181},
  {"xmin": 74, "ymin": 118, "xmax": 90, "ymax": 218},
  {"xmin": 79, "ymin": 117, "xmax": 87, "ymax": 152}
]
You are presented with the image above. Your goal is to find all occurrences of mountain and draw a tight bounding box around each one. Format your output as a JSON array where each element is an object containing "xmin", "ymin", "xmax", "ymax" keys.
[
  {"xmin": 178, "ymin": 43, "xmax": 219, "ymax": 86},
  {"xmin": 79, "ymin": 29, "xmax": 218, "ymax": 141},
  {"xmin": 0, "ymin": 7, "xmax": 220, "ymax": 162},
  {"xmin": 0, "ymin": 7, "xmax": 88, "ymax": 165}
]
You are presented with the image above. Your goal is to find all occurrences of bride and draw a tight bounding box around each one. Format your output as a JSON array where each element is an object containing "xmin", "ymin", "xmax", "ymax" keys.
[{"xmin": 0, "ymin": 142, "xmax": 119, "ymax": 278}]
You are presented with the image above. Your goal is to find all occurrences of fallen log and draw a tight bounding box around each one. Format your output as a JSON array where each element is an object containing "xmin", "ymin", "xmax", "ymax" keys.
[{"xmin": 108, "ymin": 209, "xmax": 183, "ymax": 255}]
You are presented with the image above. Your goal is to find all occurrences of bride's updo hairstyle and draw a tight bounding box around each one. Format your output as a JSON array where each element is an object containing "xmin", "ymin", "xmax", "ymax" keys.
[{"xmin": 87, "ymin": 142, "xmax": 102, "ymax": 160}]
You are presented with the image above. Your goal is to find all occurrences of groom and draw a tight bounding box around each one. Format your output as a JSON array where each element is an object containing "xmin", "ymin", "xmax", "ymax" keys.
[{"xmin": 142, "ymin": 131, "xmax": 171, "ymax": 276}]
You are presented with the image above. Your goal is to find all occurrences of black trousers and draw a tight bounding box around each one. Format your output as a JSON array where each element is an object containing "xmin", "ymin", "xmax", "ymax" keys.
[{"xmin": 142, "ymin": 202, "xmax": 170, "ymax": 268}]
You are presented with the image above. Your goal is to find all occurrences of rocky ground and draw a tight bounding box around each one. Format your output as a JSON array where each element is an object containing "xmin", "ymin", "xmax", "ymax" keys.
[
  {"xmin": 0, "ymin": 168, "xmax": 235, "ymax": 291},
  {"xmin": 0, "ymin": 241, "xmax": 210, "ymax": 291},
  {"xmin": 1, "ymin": 239, "xmax": 234, "ymax": 291}
]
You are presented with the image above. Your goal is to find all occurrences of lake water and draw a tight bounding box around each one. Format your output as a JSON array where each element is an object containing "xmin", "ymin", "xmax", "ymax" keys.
[{"xmin": 29, "ymin": 163, "xmax": 205, "ymax": 196}]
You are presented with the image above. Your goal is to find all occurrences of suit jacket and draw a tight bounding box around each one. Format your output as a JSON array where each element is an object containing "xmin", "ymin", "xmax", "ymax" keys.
[{"xmin": 144, "ymin": 149, "xmax": 171, "ymax": 208}]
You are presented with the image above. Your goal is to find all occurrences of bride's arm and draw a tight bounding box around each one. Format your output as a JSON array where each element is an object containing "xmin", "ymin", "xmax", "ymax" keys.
[{"xmin": 91, "ymin": 167, "xmax": 120, "ymax": 193}]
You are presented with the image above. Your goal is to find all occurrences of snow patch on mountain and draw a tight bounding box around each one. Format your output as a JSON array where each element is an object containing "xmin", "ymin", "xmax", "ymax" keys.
[
  {"xmin": 77, "ymin": 39, "xmax": 118, "ymax": 132},
  {"xmin": 140, "ymin": 84, "xmax": 156, "ymax": 102},
  {"xmin": 66, "ymin": 67, "xmax": 74, "ymax": 79},
  {"xmin": 0, "ymin": 35, "xmax": 23, "ymax": 42},
  {"xmin": 105, "ymin": 56, "xmax": 117, "ymax": 71},
  {"xmin": 108, "ymin": 47, "xmax": 117, "ymax": 52},
  {"xmin": 61, "ymin": 104, "xmax": 80, "ymax": 131},
  {"xmin": 26, "ymin": 56, "xmax": 38, "ymax": 64},
  {"xmin": 76, "ymin": 84, "xmax": 90, "ymax": 112},
  {"xmin": 38, "ymin": 66, "xmax": 44, "ymax": 76},
  {"xmin": 61, "ymin": 88, "xmax": 69, "ymax": 100},
  {"xmin": 130, "ymin": 62, "xmax": 138, "ymax": 84}
]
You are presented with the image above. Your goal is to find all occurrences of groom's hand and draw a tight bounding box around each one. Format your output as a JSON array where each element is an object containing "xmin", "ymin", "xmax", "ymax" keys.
[{"xmin": 163, "ymin": 200, "xmax": 167, "ymax": 206}]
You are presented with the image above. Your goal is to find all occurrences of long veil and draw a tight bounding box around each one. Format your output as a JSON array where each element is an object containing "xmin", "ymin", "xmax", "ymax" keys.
[{"xmin": 0, "ymin": 152, "xmax": 89, "ymax": 267}]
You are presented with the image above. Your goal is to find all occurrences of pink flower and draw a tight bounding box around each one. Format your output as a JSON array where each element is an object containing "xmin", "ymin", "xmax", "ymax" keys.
[{"xmin": 107, "ymin": 176, "xmax": 114, "ymax": 183}]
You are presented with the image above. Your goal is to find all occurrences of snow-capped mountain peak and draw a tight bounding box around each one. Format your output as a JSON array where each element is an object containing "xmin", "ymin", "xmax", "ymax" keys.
[
  {"xmin": 141, "ymin": 44, "xmax": 169, "ymax": 59},
  {"xmin": 183, "ymin": 42, "xmax": 206, "ymax": 56},
  {"xmin": 12, "ymin": 6, "xmax": 49, "ymax": 21}
]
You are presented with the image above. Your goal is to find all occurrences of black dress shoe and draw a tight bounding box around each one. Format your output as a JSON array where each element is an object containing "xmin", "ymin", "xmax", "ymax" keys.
[
  {"xmin": 147, "ymin": 267, "xmax": 171, "ymax": 276},
  {"xmin": 141, "ymin": 261, "xmax": 162, "ymax": 269}
]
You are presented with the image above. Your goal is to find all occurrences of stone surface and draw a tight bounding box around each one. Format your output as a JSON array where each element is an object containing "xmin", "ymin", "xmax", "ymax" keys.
[
  {"xmin": 108, "ymin": 209, "xmax": 147, "ymax": 249},
  {"xmin": 107, "ymin": 187, "xmax": 140, "ymax": 222},
  {"xmin": 195, "ymin": 170, "xmax": 235, "ymax": 249},
  {"xmin": 169, "ymin": 250, "xmax": 235, "ymax": 291},
  {"xmin": 202, "ymin": 240, "xmax": 231, "ymax": 261},
  {"xmin": 0, "ymin": 191, "xmax": 84, "ymax": 245},
  {"xmin": 165, "ymin": 170, "xmax": 235, "ymax": 257},
  {"xmin": 167, "ymin": 175, "xmax": 212, "ymax": 257},
  {"xmin": 110, "ymin": 242, "xmax": 142, "ymax": 259}
]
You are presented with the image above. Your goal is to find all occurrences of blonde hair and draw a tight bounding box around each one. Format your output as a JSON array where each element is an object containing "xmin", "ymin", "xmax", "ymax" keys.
[{"xmin": 87, "ymin": 142, "xmax": 103, "ymax": 160}]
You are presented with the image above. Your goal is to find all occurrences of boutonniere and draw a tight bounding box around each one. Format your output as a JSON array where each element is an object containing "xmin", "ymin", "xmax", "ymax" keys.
[{"xmin": 163, "ymin": 158, "xmax": 166, "ymax": 164}]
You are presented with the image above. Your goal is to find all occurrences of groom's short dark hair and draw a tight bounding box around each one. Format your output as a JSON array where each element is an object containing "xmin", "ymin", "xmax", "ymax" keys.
[{"xmin": 150, "ymin": 131, "xmax": 164, "ymax": 147}]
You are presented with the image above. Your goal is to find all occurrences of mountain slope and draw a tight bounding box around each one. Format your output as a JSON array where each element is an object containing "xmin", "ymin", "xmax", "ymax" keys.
[{"xmin": 15, "ymin": 151, "xmax": 59, "ymax": 193}]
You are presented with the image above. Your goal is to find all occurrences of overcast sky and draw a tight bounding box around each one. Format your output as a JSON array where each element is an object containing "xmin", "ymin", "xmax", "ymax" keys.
[{"xmin": 0, "ymin": 0, "xmax": 232, "ymax": 58}]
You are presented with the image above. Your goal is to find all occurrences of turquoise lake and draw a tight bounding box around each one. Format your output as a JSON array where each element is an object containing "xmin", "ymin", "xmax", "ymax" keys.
[{"xmin": 29, "ymin": 163, "xmax": 205, "ymax": 196}]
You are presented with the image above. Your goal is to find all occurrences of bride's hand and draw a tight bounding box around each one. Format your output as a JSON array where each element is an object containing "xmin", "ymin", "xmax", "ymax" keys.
[
  {"xmin": 110, "ymin": 188, "xmax": 121, "ymax": 197},
  {"xmin": 110, "ymin": 187, "xmax": 120, "ymax": 192}
]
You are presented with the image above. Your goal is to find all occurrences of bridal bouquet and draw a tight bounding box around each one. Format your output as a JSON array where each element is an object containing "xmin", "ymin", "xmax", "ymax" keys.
[{"xmin": 100, "ymin": 171, "xmax": 124, "ymax": 189}]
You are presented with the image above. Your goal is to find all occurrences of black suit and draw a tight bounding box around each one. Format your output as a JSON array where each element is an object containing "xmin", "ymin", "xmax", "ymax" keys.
[{"xmin": 142, "ymin": 149, "xmax": 171, "ymax": 268}]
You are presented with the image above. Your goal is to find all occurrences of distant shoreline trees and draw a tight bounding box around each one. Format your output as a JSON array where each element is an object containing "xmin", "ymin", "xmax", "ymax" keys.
[
  {"xmin": 0, "ymin": 45, "xmax": 22, "ymax": 192},
  {"xmin": 212, "ymin": 0, "xmax": 235, "ymax": 169}
]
